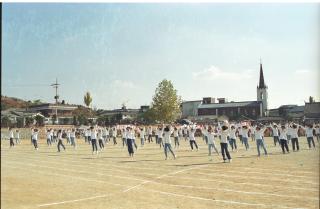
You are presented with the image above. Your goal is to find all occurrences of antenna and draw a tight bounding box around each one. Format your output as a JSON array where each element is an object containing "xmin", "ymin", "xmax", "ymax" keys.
[{"xmin": 51, "ymin": 78, "xmax": 60, "ymax": 104}]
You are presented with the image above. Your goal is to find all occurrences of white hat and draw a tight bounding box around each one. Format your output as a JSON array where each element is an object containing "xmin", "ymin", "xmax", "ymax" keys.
[{"xmin": 223, "ymin": 120, "xmax": 229, "ymax": 127}]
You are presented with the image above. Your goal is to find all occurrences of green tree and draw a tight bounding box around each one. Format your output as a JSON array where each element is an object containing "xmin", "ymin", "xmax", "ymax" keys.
[
  {"xmin": 151, "ymin": 79, "xmax": 181, "ymax": 123},
  {"xmin": 73, "ymin": 115, "xmax": 78, "ymax": 126},
  {"xmin": 25, "ymin": 117, "xmax": 34, "ymax": 127},
  {"xmin": 52, "ymin": 114, "xmax": 57, "ymax": 125},
  {"xmin": 34, "ymin": 115, "xmax": 44, "ymax": 126},
  {"xmin": 84, "ymin": 92, "xmax": 93, "ymax": 108}
]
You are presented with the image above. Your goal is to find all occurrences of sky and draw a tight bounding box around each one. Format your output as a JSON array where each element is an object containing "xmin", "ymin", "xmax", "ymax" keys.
[{"xmin": 2, "ymin": 3, "xmax": 319, "ymax": 110}]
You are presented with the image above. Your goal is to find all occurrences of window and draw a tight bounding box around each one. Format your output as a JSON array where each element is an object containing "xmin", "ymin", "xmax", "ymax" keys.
[{"xmin": 252, "ymin": 109, "xmax": 256, "ymax": 116}]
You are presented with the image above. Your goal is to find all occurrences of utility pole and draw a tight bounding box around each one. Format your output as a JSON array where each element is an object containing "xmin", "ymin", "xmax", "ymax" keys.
[{"xmin": 51, "ymin": 78, "xmax": 60, "ymax": 123}]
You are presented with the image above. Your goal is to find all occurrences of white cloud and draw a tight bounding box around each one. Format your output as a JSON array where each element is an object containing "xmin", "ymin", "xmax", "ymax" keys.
[{"xmin": 192, "ymin": 66, "xmax": 254, "ymax": 81}]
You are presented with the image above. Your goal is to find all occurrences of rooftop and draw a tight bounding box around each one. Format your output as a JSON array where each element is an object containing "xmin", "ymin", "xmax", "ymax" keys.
[{"xmin": 198, "ymin": 101, "xmax": 262, "ymax": 109}]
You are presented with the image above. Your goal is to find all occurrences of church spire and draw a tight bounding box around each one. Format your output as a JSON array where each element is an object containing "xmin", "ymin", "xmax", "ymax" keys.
[{"xmin": 258, "ymin": 61, "xmax": 267, "ymax": 88}]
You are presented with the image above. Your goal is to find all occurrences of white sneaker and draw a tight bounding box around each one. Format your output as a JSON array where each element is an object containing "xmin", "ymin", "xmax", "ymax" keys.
[{"xmin": 228, "ymin": 159, "xmax": 232, "ymax": 163}]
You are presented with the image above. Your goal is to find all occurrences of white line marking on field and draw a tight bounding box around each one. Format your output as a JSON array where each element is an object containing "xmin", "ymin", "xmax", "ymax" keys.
[
  {"xmin": 149, "ymin": 181, "xmax": 319, "ymax": 201},
  {"xmin": 165, "ymin": 175, "xmax": 319, "ymax": 192},
  {"xmin": 145, "ymin": 188, "xmax": 309, "ymax": 209}
]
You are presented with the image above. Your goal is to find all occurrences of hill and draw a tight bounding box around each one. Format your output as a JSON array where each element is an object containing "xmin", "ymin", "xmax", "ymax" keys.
[{"xmin": 1, "ymin": 96, "xmax": 31, "ymax": 110}]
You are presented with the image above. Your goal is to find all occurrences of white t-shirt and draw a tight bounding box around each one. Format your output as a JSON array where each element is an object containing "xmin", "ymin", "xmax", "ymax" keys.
[
  {"xmin": 188, "ymin": 129, "xmax": 196, "ymax": 141},
  {"xmin": 220, "ymin": 130, "xmax": 229, "ymax": 143},
  {"xmin": 279, "ymin": 128, "xmax": 287, "ymax": 140},
  {"xmin": 304, "ymin": 127, "xmax": 314, "ymax": 138},
  {"xmin": 271, "ymin": 127, "xmax": 279, "ymax": 137},
  {"xmin": 254, "ymin": 128, "xmax": 266, "ymax": 140},
  {"xmin": 9, "ymin": 131, "xmax": 14, "ymax": 138},
  {"xmin": 229, "ymin": 129, "xmax": 237, "ymax": 139},
  {"xmin": 206, "ymin": 132, "xmax": 216, "ymax": 144},
  {"xmin": 173, "ymin": 130, "xmax": 179, "ymax": 137},
  {"xmin": 46, "ymin": 132, "xmax": 51, "ymax": 139},
  {"xmin": 32, "ymin": 132, "xmax": 39, "ymax": 141},
  {"xmin": 163, "ymin": 130, "xmax": 173, "ymax": 144},
  {"xmin": 90, "ymin": 130, "xmax": 97, "ymax": 139},
  {"xmin": 242, "ymin": 128, "xmax": 249, "ymax": 138}
]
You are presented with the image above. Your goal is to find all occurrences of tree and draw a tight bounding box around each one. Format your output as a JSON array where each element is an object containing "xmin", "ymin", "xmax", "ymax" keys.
[
  {"xmin": 16, "ymin": 117, "xmax": 24, "ymax": 128},
  {"xmin": 52, "ymin": 114, "xmax": 57, "ymax": 125},
  {"xmin": 1, "ymin": 116, "xmax": 11, "ymax": 127},
  {"xmin": 151, "ymin": 79, "xmax": 181, "ymax": 123},
  {"xmin": 84, "ymin": 92, "xmax": 92, "ymax": 108},
  {"xmin": 25, "ymin": 116, "xmax": 34, "ymax": 127},
  {"xmin": 34, "ymin": 115, "xmax": 44, "ymax": 126},
  {"xmin": 73, "ymin": 116, "xmax": 78, "ymax": 126},
  {"xmin": 309, "ymin": 96, "xmax": 315, "ymax": 103}
]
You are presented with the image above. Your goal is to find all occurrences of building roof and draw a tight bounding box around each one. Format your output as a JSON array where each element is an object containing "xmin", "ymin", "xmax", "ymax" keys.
[
  {"xmin": 29, "ymin": 103, "xmax": 78, "ymax": 111},
  {"xmin": 258, "ymin": 63, "xmax": 267, "ymax": 89},
  {"xmin": 182, "ymin": 100, "xmax": 202, "ymax": 104},
  {"xmin": 198, "ymin": 101, "xmax": 262, "ymax": 109}
]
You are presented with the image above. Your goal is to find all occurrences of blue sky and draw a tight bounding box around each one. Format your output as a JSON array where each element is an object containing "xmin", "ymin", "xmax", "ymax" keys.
[{"xmin": 2, "ymin": 3, "xmax": 319, "ymax": 109}]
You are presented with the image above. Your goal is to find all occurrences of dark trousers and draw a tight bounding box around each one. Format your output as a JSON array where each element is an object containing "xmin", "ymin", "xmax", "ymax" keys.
[
  {"xmin": 229, "ymin": 138, "xmax": 237, "ymax": 150},
  {"xmin": 273, "ymin": 136, "xmax": 280, "ymax": 146},
  {"xmin": 158, "ymin": 138, "xmax": 164, "ymax": 148},
  {"xmin": 280, "ymin": 139, "xmax": 289, "ymax": 153},
  {"xmin": 91, "ymin": 139, "xmax": 98, "ymax": 152},
  {"xmin": 239, "ymin": 135, "xmax": 243, "ymax": 144},
  {"xmin": 9, "ymin": 138, "xmax": 15, "ymax": 147},
  {"xmin": 148, "ymin": 134, "xmax": 153, "ymax": 143},
  {"xmin": 307, "ymin": 137, "xmax": 315, "ymax": 148},
  {"xmin": 291, "ymin": 138, "xmax": 299, "ymax": 151},
  {"xmin": 57, "ymin": 139, "xmax": 65, "ymax": 152},
  {"xmin": 88, "ymin": 136, "xmax": 92, "ymax": 145},
  {"xmin": 127, "ymin": 138, "xmax": 134, "ymax": 154},
  {"xmin": 220, "ymin": 143, "xmax": 231, "ymax": 160},
  {"xmin": 122, "ymin": 138, "xmax": 127, "ymax": 147},
  {"xmin": 47, "ymin": 138, "xmax": 52, "ymax": 146},
  {"xmin": 32, "ymin": 139, "xmax": 38, "ymax": 149},
  {"xmin": 98, "ymin": 139, "xmax": 104, "ymax": 149},
  {"xmin": 189, "ymin": 140, "xmax": 198, "ymax": 150}
]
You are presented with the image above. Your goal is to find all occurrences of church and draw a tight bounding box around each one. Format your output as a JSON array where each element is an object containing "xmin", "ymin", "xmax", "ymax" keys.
[{"xmin": 182, "ymin": 63, "xmax": 268, "ymax": 120}]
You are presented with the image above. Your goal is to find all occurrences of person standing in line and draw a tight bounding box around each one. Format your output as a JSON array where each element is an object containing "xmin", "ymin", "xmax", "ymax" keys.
[
  {"xmin": 98, "ymin": 129, "xmax": 105, "ymax": 151},
  {"xmin": 53, "ymin": 129, "xmax": 58, "ymax": 143},
  {"xmin": 32, "ymin": 129, "xmax": 39, "ymax": 150},
  {"xmin": 173, "ymin": 126, "xmax": 180, "ymax": 149},
  {"xmin": 9, "ymin": 128, "xmax": 15, "ymax": 147},
  {"xmin": 270, "ymin": 123, "xmax": 280, "ymax": 146},
  {"xmin": 290, "ymin": 123, "xmax": 300, "ymax": 152},
  {"xmin": 46, "ymin": 129, "xmax": 52, "ymax": 146},
  {"xmin": 158, "ymin": 126, "xmax": 164, "ymax": 148},
  {"xmin": 287, "ymin": 124, "xmax": 293, "ymax": 145},
  {"xmin": 132, "ymin": 127, "xmax": 138, "ymax": 150},
  {"xmin": 66, "ymin": 129, "xmax": 71, "ymax": 144},
  {"xmin": 126, "ymin": 126, "xmax": 135, "ymax": 158},
  {"xmin": 237, "ymin": 124, "xmax": 243, "ymax": 145},
  {"xmin": 254, "ymin": 125, "xmax": 268, "ymax": 157},
  {"xmin": 121, "ymin": 128, "xmax": 127, "ymax": 147},
  {"xmin": 301, "ymin": 124, "xmax": 316, "ymax": 149},
  {"xmin": 57, "ymin": 129, "xmax": 66, "ymax": 152},
  {"xmin": 15, "ymin": 129, "xmax": 21, "ymax": 145},
  {"xmin": 102, "ymin": 127, "xmax": 108, "ymax": 144},
  {"xmin": 229, "ymin": 125, "xmax": 237, "ymax": 152},
  {"xmin": 220, "ymin": 121, "xmax": 232, "ymax": 163},
  {"xmin": 147, "ymin": 126, "xmax": 153, "ymax": 143},
  {"xmin": 163, "ymin": 125, "xmax": 176, "ymax": 160},
  {"xmin": 70, "ymin": 128, "xmax": 76, "ymax": 149},
  {"xmin": 90, "ymin": 126, "xmax": 98, "ymax": 154},
  {"xmin": 206, "ymin": 125, "xmax": 219, "ymax": 161},
  {"xmin": 241, "ymin": 125, "xmax": 250, "ymax": 150},
  {"xmin": 112, "ymin": 127, "xmax": 117, "ymax": 145},
  {"xmin": 188, "ymin": 126, "xmax": 198, "ymax": 151},
  {"xmin": 315, "ymin": 124, "xmax": 320, "ymax": 143},
  {"xmin": 139, "ymin": 127, "xmax": 145, "ymax": 147},
  {"xmin": 84, "ymin": 128, "xmax": 89, "ymax": 144},
  {"xmin": 250, "ymin": 124, "xmax": 256, "ymax": 142},
  {"xmin": 201, "ymin": 125, "xmax": 208, "ymax": 145},
  {"xmin": 183, "ymin": 126, "xmax": 188, "ymax": 141},
  {"xmin": 279, "ymin": 125, "xmax": 290, "ymax": 154}
]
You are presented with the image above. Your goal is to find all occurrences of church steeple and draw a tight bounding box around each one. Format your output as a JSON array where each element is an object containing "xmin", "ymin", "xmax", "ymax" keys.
[{"xmin": 258, "ymin": 62, "xmax": 267, "ymax": 88}]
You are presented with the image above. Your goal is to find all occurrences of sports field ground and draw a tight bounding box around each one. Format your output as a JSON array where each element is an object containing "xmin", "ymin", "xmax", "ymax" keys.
[{"xmin": 1, "ymin": 136, "xmax": 319, "ymax": 209}]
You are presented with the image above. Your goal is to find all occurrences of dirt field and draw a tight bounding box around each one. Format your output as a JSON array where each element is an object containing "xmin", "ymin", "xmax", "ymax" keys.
[{"xmin": 1, "ymin": 136, "xmax": 319, "ymax": 209}]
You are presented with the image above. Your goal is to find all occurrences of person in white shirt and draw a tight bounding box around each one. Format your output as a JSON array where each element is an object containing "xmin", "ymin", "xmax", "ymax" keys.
[
  {"xmin": 220, "ymin": 122, "xmax": 232, "ymax": 163},
  {"xmin": 102, "ymin": 127, "xmax": 108, "ymax": 143},
  {"xmin": 112, "ymin": 127, "xmax": 117, "ymax": 145},
  {"xmin": 279, "ymin": 125, "xmax": 290, "ymax": 154},
  {"xmin": 315, "ymin": 124, "xmax": 320, "ymax": 143},
  {"xmin": 289, "ymin": 123, "xmax": 300, "ymax": 151},
  {"xmin": 90, "ymin": 126, "xmax": 98, "ymax": 154},
  {"xmin": 31, "ymin": 129, "xmax": 39, "ymax": 150},
  {"xmin": 229, "ymin": 125, "xmax": 237, "ymax": 151},
  {"xmin": 241, "ymin": 125, "xmax": 250, "ymax": 150},
  {"xmin": 125, "ymin": 126, "xmax": 135, "ymax": 157},
  {"xmin": 147, "ymin": 126, "xmax": 153, "ymax": 143},
  {"xmin": 188, "ymin": 127, "xmax": 198, "ymax": 151},
  {"xmin": 237, "ymin": 124, "xmax": 243, "ymax": 144},
  {"xmin": 250, "ymin": 125, "xmax": 255, "ymax": 142},
  {"xmin": 66, "ymin": 129, "xmax": 71, "ymax": 144},
  {"xmin": 57, "ymin": 129, "xmax": 66, "ymax": 152},
  {"xmin": 46, "ymin": 129, "xmax": 52, "ymax": 146},
  {"xmin": 202, "ymin": 125, "xmax": 208, "ymax": 144},
  {"xmin": 183, "ymin": 126, "xmax": 188, "ymax": 141},
  {"xmin": 98, "ymin": 129, "xmax": 104, "ymax": 150},
  {"xmin": 157, "ymin": 126, "xmax": 164, "ymax": 148},
  {"xmin": 9, "ymin": 128, "xmax": 15, "ymax": 147},
  {"xmin": 53, "ymin": 129, "xmax": 58, "ymax": 143},
  {"xmin": 301, "ymin": 124, "xmax": 316, "ymax": 149},
  {"xmin": 121, "ymin": 128, "xmax": 127, "ymax": 147},
  {"xmin": 270, "ymin": 123, "xmax": 280, "ymax": 146},
  {"xmin": 173, "ymin": 126, "xmax": 180, "ymax": 149},
  {"xmin": 163, "ymin": 125, "xmax": 176, "ymax": 160},
  {"xmin": 206, "ymin": 126, "xmax": 219, "ymax": 160},
  {"xmin": 15, "ymin": 129, "xmax": 21, "ymax": 144},
  {"xmin": 254, "ymin": 125, "xmax": 268, "ymax": 157},
  {"xmin": 70, "ymin": 129, "xmax": 76, "ymax": 148},
  {"xmin": 286, "ymin": 124, "xmax": 292, "ymax": 145},
  {"xmin": 139, "ymin": 127, "xmax": 145, "ymax": 147},
  {"xmin": 50, "ymin": 129, "xmax": 54, "ymax": 144},
  {"xmin": 178, "ymin": 127, "xmax": 183, "ymax": 145}
]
